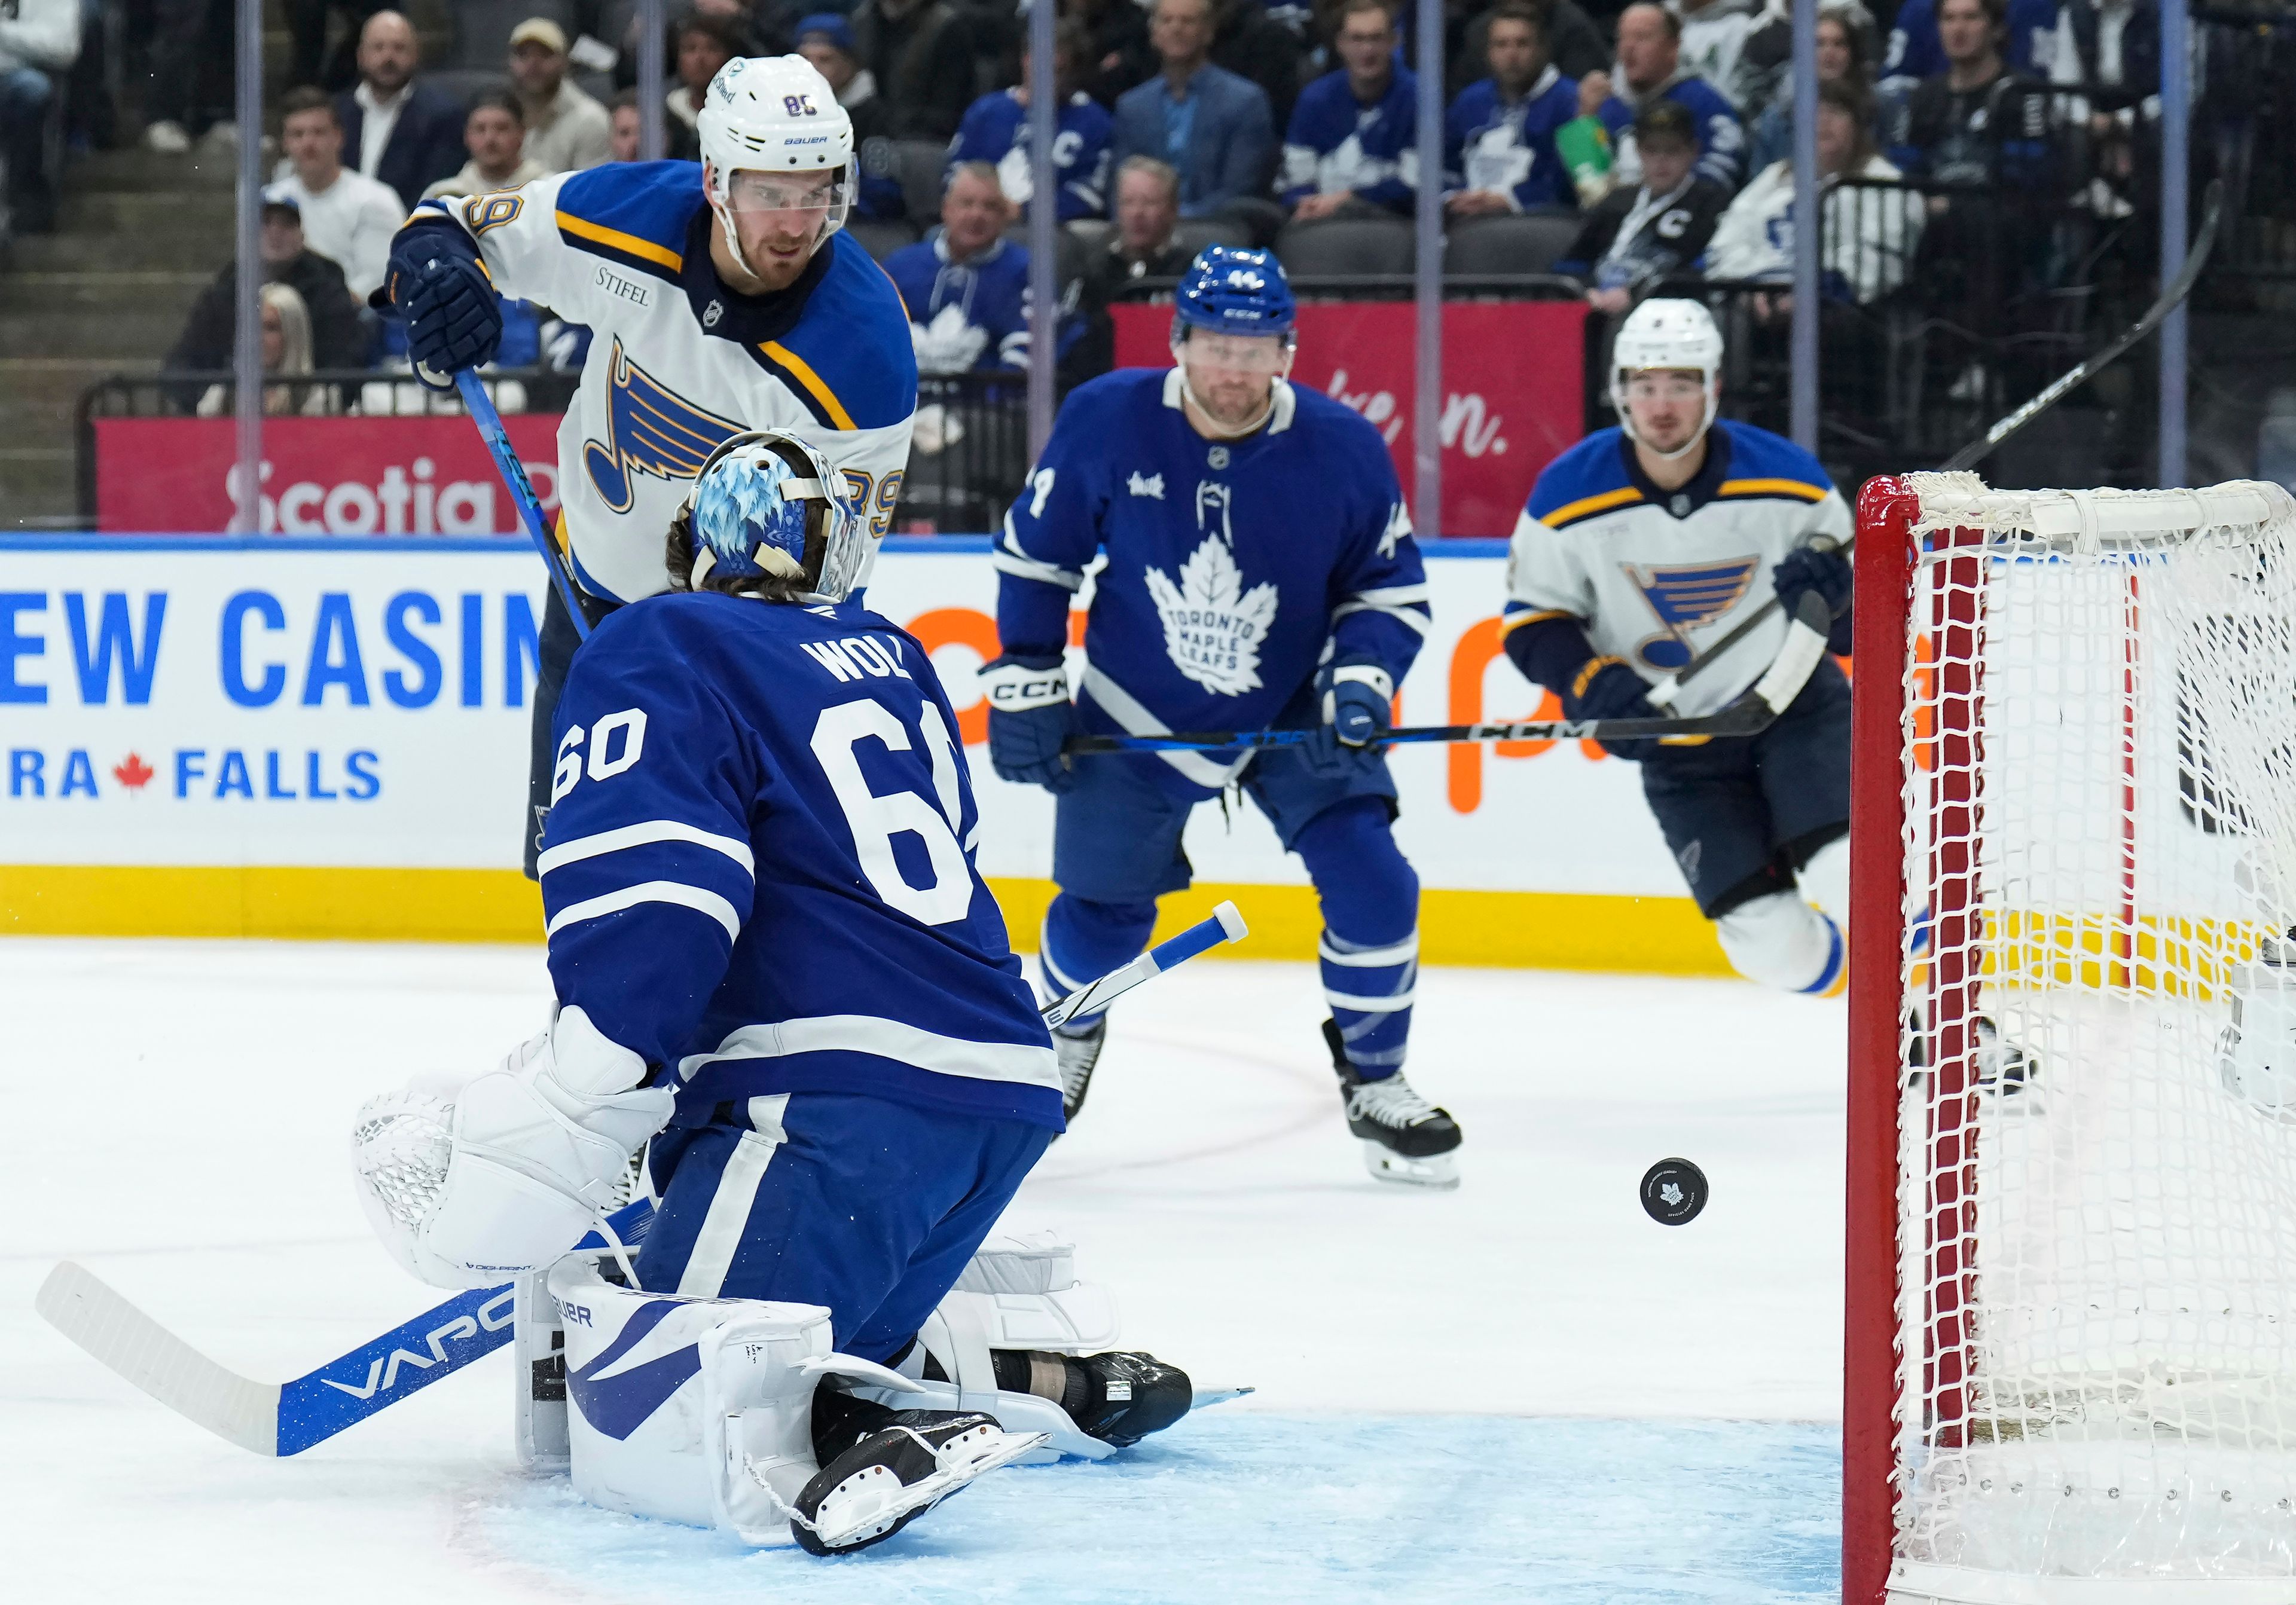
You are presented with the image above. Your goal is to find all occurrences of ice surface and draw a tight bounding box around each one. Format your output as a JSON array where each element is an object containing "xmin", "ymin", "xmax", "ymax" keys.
[{"xmin": 5, "ymin": 940, "xmax": 1848, "ymax": 1601}]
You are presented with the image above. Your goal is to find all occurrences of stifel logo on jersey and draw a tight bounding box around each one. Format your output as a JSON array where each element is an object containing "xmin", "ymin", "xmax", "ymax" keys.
[{"xmin": 582, "ymin": 339, "xmax": 744, "ymax": 513}]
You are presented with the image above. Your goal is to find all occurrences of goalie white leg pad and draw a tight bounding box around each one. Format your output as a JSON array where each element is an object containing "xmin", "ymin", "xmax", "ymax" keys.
[
  {"xmin": 1795, "ymin": 833, "xmax": 1850, "ymax": 926},
  {"xmin": 854, "ymin": 1231, "xmax": 1125, "ymax": 1462},
  {"xmin": 513, "ymin": 1269, "xmax": 569, "ymax": 1471},
  {"xmin": 2219, "ymin": 961, "xmax": 2296, "ymax": 1121},
  {"xmin": 1715, "ymin": 888, "xmax": 1846, "ymax": 996},
  {"xmin": 544, "ymin": 1254, "xmax": 924, "ymax": 1543}
]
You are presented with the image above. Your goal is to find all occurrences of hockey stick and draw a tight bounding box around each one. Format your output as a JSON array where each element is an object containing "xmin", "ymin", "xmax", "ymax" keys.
[
  {"xmin": 34, "ymin": 1202, "xmax": 653, "ymax": 1457},
  {"xmin": 1642, "ymin": 179, "xmax": 2225, "ymax": 710},
  {"xmin": 1064, "ymin": 592, "xmax": 1833, "ymax": 755},
  {"xmin": 34, "ymin": 919, "xmax": 1249, "ymax": 1457},
  {"xmin": 448, "ymin": 365, "xmax": 592, "ymax": 642}
]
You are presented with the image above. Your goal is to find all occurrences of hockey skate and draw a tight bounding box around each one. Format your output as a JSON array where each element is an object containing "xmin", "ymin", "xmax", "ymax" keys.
[
  {"xmin": 1321, "ymin": 1019, "xmax": 1463, "ymax": 1190},
  {"xmin": 793, "ymin": 1395, "xmax": 1044, "ymax": 1556},
  {"xmin": 1052, "ymin": 1016, "xmax": 1107, "ymax": 1121},
  {"xmin": 1905, "ymin": 1009, "xmax": 2040, "ymax": 1096}
]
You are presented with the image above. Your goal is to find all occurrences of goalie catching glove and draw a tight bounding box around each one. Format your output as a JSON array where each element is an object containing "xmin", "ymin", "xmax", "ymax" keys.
[{"xmin": 350, "ymin": 1005, "xmax": 672, "ymax": 1287}]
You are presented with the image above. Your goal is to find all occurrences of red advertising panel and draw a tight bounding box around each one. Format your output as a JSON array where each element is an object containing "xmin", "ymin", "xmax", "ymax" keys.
[
  {"xmin": 95, "ymin": 414, "xmax": 566, "ymax": 534},
  {"xmin": 1112, "ymin": 299, "xmax": 1587, "ymax": 537}
]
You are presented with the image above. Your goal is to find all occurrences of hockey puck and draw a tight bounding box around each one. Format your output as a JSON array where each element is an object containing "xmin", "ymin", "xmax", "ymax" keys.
[{"xmin": 1640, "ymin": 1158, "xmax": 1709, "ymax": 1225}]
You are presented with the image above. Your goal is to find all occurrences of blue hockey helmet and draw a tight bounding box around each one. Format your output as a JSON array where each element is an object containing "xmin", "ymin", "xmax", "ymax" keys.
[
  {"xmin": 1172, "ymin": 246, "xmax": 1297, "ymax": 341},
  {"xmin": 679, "ymin": 429, "xmax": 866, "ymax": 601}
]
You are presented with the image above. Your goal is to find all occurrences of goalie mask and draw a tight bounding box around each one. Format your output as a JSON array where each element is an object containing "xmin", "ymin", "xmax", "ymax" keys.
[
  {"xmin": 676, "ymin": 430, "xmax": 866, "ymax": 603},
  {"xmin": 697, "ymin": 56, "xmax": 854, "ymax": 281},
  {"xmin": 1610, "ymin": 298, "xmax": 1723, "ymax": 461}
]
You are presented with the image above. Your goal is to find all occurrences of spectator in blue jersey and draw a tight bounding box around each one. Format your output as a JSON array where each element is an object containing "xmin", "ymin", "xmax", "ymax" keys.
[
  {"xmin": 1883, "ymin": 0, "xmax": 2056, "ymax": 96},
  {"xmin": 1444, "ymin": 1, "xmax": 1581, "ymax": 219},
  {"xmin": 1281, "ymin": 0, "xmax": 1417, "ymax": 220},
  {"xmin": 948, "ymin": 18, "xmax": 1115, "ymax": 221},
  {"xmin": 1888, "ymin": 0, "xmax": 2051, "ymax": 191},
  {"xmin": 1591, "ymin": 2, "xmax": 1747, "ymax": 192},
  {"xmin": 794, "ymin": 14, "xmax": 907, "ymax": 221},
  {"xmin": 886, "ymin": 162, "xmax": 1034, "ymax": 373},
  {"xmin": 1110, "ymin": 0, "xmax": 1277, "ymax": 221}
]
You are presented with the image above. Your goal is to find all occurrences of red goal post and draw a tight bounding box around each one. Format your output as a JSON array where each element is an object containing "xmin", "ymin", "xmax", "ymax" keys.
[{"xmin": 1845, "ymin": 473, "xmax": 2296, "ymax": 1605}]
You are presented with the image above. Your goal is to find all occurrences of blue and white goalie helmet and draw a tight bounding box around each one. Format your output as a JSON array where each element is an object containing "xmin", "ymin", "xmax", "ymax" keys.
[
  {"xmin": 1172, "ymin": 245, "xmax": 1297, "ymax": 344},
  {"xmin": 679, "ymin": 430, "xmax": 866, "ymax": 602}
]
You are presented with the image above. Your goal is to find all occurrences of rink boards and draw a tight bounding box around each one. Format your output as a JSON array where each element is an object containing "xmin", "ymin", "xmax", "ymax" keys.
[{"xmin": 0, "ymin": 536, "xmax": 1727, "ymax": 974}]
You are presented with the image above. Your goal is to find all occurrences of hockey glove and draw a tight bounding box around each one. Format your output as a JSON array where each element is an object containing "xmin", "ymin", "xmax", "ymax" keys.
[
  {"xmin": 396, "ymin": 254, "xmax": 502, "ymax": 390},
  {"xmin": 1566, "ymin": 656, "xmax": 1666, "ymax": 763},
  {"xmin": 1772, "ymin": 543, "xmax": 1852, "ymax": 621},
  {"xmin": 1301, "ymin": 661, "xmax": 1394, "ymax": 778},
  {"xmin": 980, "ymin": 654, "xmax": 1080, "ymax": 794}
]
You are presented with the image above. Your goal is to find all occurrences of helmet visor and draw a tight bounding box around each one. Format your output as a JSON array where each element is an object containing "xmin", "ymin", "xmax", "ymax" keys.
[
  {"xmin": 723, "ymin": 167, "xmax": 853, "ymax": 219},
  {"xmin": 1178, "ymin": 330, "xmax": 1291, "ymax": 374}
]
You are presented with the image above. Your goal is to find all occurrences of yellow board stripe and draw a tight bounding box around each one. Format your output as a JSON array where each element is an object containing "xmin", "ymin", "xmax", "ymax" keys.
[
  {"xmin": 759, "ymin": 341, "xmax": 858, "ymax": 431},
  {"xmin": 1718, "ymin": 477, "xmax": 1828, "ymax": 503},
  {"xmin": 1540, "ymin": 486, "xmax": 1642, "ymax": 528},
  {"xmin": 555, "ymin": 210, "xmax": 684, "ymax": 273},
  {"xmin": 0, "ymin": 866, "xmax": 1734, "ymax": 976}
]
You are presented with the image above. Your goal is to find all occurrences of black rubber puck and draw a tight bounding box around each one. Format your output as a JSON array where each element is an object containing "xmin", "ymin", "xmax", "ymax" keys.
[{"xmin": 1641, "ymin": 1158, "xmax": 1709, "ymax": 1225}]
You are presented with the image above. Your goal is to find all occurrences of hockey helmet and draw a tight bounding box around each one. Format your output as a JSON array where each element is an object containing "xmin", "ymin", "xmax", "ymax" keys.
[
  {"xmin": 697, "ymin": 56, "xmax": 854, "ymax": 275},
  {"xmin": 1172, "ymin": 246, "xmax": 1298, "ymax": 343},
  {"xmin": 1609, "ymin": 297, "xmax": 1723, "ymax": 460},
  {"xmin": 678, "ymin": 429, "xmax": 867, "ymax": 603}
]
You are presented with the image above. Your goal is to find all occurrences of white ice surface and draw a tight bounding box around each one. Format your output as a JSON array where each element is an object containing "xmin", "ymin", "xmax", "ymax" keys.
[{"xmin": 5, "ymin": 940, "xmax": 1847, "ymax": 1601}]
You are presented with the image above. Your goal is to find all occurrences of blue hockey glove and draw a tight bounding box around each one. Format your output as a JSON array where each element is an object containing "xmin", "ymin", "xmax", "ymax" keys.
[
  {"xmin": 1300, "ymin": 662, "xmax": 1393, "ymax": 778},
  {"xmin": 395, "ymin": 254, "xmax": 502, "ymax": 391},
  {"xmin": 1772, "ymin": 542, "xmax": 1852, "ymax": 620},
  {"xmin": 980, "ymin": 654, "xmax": 1080, "ymax": 794},
  {"xmin": 1565, "ymin": 656, "xmax": 1666, "ymax": 763}
]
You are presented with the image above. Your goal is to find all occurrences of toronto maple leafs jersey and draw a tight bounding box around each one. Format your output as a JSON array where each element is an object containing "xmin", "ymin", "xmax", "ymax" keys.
[
  {"xmin": 947, "ymin": 88, "xmax": 1115, "ymax": 221},
  {"xmin": 1443, "ymin": 68, "xmax": 1581, "ymax": 211},
  {"xmin": 884, "ymin": 235, "xmax": 1033, "ymax": 374},
  {"xmin": 1503, "ymin": 421, "xmax": 1850, "ymax": 717},
  {"xmin": 389, "ymin": 163, "xmax": 917, "ymax": 604},
  {"xmin": 1281, "ymin": 67, "xmax": 1420, "ymax": 212},
  {"xmin": 997, "ymin": 367, "xmax": 1429, "ymax": 795},
  {"xmin": 1597, "ymin": 75, "xmax": 1746, "ymax": 191},
  {"xmin": 541, "ymin": 590, "xmax": 1061, "ymax": 1130}
]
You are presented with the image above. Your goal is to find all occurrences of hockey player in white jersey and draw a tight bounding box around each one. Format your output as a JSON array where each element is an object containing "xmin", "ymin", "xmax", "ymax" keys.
[
  {"xmin": 1502, "ymin": 299, "xmax": 1856, "ymax": 995},
  {"xmin": 984, "ymin": 246, "xmax": 1464, "ymax": 1188},
  {"xmin": 383, "ymin": 54, "xmax": 917, "ymax": 877},
  {"xmin": 351, "ymin": 433, "xmax": 1194, "ymax": 1555}
]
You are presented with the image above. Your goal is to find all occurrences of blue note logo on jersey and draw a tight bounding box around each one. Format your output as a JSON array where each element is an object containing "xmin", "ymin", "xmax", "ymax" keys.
[
  {"xmin": 1624, "ymin": 558, "xmax": 1758, "ymax": 670},
  {"xmin": 583, "ymin": 338, "xmax": 745, "ymax": 513}
]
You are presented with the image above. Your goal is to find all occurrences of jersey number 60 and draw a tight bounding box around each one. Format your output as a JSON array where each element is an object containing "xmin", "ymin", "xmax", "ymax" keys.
[{"xmin": 810, "ymin": 698, "xmax": 973, "ymax": 927}]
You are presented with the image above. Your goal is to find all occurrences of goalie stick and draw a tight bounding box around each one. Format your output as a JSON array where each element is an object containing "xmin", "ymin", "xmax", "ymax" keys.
[
  {"xmin": 33, "ymin": 906, "xmax": 1250, "ymax": 1457},
  {"xmin": 1063, "ymin": 592, "xmax": 1832, "ymax": 755},
  {"xmin": 1643, "ymin": 179, "xmax": 2225, "ymax": 711}
]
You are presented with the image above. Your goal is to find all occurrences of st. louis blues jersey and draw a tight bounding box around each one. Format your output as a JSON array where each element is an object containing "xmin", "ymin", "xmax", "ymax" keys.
[
  {"xmin": 884, "ymin": 235, "xmax": 1033, "ymax": 374},
  {"xmin": 539, "ymin": 592, "xmax": 1061, "ymax": 1130},
  {"xmin": 997, "ymin": 367, "xmax": 1429, "ymax": 795},
  {"xmin": 1504, "ymin": 421, "xmax": 1850, "ymax": 716},
  {"xmin": 1597, "ymin": 75, "xmax": 1747, "ymax": 191},
  {"xmin": 1281, "ymin": 67, "xmax": 1420, "ymax": 212},
  {"xmin": 1444, "ymin": 67, "xmax": 1581, "ymax": 212},
  {"xmin": 947, "ymin": 88, "xmax": 1115, "ymax": 221},
  {"xmin": 389, "ymin": 163, "xmax": 917, "ymax": 605}
]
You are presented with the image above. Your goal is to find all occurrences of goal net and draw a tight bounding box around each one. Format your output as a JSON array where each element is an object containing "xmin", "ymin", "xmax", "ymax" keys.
[{"xmin": 1846, "ymin": 473, "xmax": 2296, "ymax": 1605}]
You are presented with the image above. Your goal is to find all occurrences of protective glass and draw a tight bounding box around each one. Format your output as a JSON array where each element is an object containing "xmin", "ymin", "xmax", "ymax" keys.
[
  {"xmin": 724, "ymin": 169, "xmax": 853, "ymax": 216},
  {"xmin": 1179, "ymin": 331, "xmax": 1292, "ymax": 374},
  {"xmin": 1620, "ymin": 370, "xmax": 1706, "ymax": 405}
]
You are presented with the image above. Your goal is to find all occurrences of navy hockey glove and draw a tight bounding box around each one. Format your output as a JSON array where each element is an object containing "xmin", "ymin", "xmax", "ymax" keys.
[
  {"xmin": 1565, "ymin": 656, "xmax": 1666, "ymax": 763},
  {"xmin": 980, "ymin": 654, "xmax": 1080, "ymax": 794},
  {"xmin": 395, "ymin": 254, "xmax": 501, "ymax": 390},
  {"xmin": 1772, "ymin": 542, "xmax": 1852, "ymax": 620},
  {"xmin": 1300, "ymin": 662, "xmax": 1393, "ymax": 778}
]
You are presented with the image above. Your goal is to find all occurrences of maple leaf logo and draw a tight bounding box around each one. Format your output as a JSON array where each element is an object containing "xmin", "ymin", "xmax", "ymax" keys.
[
  {"xmin": 114, "ymin": 753, "xmax": 154, "ymax": 790},
  {"xmin": 1143, "ymin": 536, "xmax": 1280, "ymax": 696}
]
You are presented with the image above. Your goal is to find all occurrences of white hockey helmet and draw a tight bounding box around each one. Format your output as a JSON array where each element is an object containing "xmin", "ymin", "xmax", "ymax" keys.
[
  {"xmin": 696, "ymin": 56, "xmax": 854, "ymax": 277},
  {"xmin": 1610, "ymin": 297, "xmax": 1723, "ymax": 461}
]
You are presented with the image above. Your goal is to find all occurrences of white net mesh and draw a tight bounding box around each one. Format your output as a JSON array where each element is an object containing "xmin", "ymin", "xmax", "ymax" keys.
[{"xmin": 1889, "ymin": 476, "xmax": 2296, "ymax": 1597}]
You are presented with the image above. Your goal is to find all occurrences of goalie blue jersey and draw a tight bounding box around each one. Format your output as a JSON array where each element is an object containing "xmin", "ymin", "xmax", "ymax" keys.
[
  {"xmin": 996, "ymin": 366, "xmax": 1430, "ymax": 796},
  {"xmin": 539, "ymin": 592, "xmax": 1062, "ymax": 1131}
]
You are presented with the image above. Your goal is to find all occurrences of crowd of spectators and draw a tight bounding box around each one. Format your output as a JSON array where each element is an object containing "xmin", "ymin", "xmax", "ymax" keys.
[{"xmin": 0, "ymin": 0, "xmax": 2181, "ymax": 433}]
